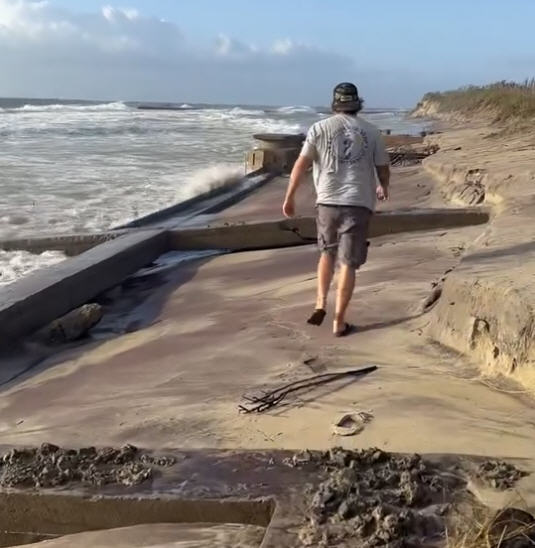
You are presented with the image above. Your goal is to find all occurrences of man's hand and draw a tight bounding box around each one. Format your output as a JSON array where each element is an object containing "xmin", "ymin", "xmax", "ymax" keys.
[
  {"xmin": 376, "ymin": 185, "xmax": 389, "ymax": 201},
  {"xmin": 376, "ymin": 165, "xmax": 390, "ymax": 202},
  {"xmin": 282, "ymin": 197, "xmax": 295, "ymax": 217},
  {"xmin": 282, "ymin": 155, "xmax": 312, "ymax": 219}
]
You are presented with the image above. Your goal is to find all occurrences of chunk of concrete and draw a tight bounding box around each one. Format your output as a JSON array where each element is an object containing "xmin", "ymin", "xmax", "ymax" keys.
[{"xmin": 38, "ymin": 304, "xmax": 103, "ymax": 344}]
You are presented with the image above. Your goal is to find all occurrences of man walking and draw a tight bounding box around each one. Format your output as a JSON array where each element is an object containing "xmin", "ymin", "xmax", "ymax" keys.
[{"xmin": 282, "ymin": 82, "xmax": 390, "ymax": 337}]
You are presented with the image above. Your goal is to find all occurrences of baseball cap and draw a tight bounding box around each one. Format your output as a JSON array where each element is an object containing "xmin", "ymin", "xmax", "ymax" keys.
[{"xmin": 332, "ymin": 82, "xmax": 361, "ymax": 112}]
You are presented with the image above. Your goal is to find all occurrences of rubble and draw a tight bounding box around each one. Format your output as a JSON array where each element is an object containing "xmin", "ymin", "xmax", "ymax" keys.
[
  {"xmin": 38, "ymin": 303, "xmax": 103, "ymax": 344},
  {"xmin": 476, "ymin": 459, "xmax": 528, "ymax": 490},
  {"xmin": 296, "ymin": 448, "xmax": 528, "ymax": 547},
  {"xmin": 0, "ymin": 443, "xmax": 175, "ymax": 489}
]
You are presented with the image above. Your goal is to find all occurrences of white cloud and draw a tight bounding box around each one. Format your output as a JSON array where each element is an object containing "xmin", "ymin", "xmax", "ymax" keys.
[
  {"xmin": 0, "ymin": 0, "xmax": 358, "ymax": 104},
  {"xmin": 102, "ymin": 5, "xmax": 139, "ymax": 23},
  {"xmin": 272, "ymin": 38, "xmax": 294, "ymax": 55},
  {"xmin": 214, "ymin": 34, "xmax": 253, "ymax": 57}
]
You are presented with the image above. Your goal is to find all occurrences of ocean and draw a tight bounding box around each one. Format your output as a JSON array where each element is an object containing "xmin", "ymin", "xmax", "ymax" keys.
[{"xmin": 0, "ymin": 98, "xmax": 429, "ymax": 285}]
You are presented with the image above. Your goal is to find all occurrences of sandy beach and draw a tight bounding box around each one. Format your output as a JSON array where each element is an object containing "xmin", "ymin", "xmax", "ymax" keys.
[{"xmin": 0, "ymin": 121, "xmax": 534, "ymax": 546}]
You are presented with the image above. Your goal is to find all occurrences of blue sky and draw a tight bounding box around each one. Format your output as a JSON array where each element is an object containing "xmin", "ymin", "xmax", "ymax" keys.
[{"xmin": 1, "ymin": 0, "xmax": 534, "ymax": 106}]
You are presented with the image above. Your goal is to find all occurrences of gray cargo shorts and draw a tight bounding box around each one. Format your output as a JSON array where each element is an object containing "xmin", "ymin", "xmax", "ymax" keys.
[{"xmin": 316, "ymin": 204, "xmax": 372, "ymax": 268}]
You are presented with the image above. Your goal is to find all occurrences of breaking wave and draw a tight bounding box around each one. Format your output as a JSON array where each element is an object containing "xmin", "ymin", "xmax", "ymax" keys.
[
  {"xmin": 228, "ymin": 107, "xmax": 266, "ymax": 116},
  {"xmin": 276, "ymin": 105, "xmax": 317, "ymax": 114},
  {"xmin": 5, "ymin": 101, "xmax": 129, "ymax": 113},
  {"xmin": 0, "ymin": 250, "xmax": 65, "ymax": 287},
  {"xmin": 178, "ymin": 164, "xmax": 244, "ymax": 201},
  {"xmin": 193, "ymin": 109, "xmax": 303, "ymax": 134}
]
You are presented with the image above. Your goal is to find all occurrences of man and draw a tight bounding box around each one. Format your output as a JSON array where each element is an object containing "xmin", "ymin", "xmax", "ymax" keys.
[{"xmin": 282, "ymin": 82, "xmax": 390, "ymax": 337}]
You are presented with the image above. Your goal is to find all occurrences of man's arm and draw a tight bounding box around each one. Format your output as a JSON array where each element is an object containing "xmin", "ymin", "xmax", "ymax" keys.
[
  {"xmin": 374, "ymin": 130, "xmax": 391, "ymax": 201},
  {"xmin": 376, "ymin": 164, "xmax": 390, "ymax": 201},
  {"xmin": 282, "ymin": 154, "xmax": 312, "ymax": 217}
]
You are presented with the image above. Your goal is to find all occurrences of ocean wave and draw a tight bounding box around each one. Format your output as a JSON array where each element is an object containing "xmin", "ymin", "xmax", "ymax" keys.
[
  {"xmin": 177, "ymin": 164, "xmax": 244, "ymax": 201},
  {"xmin": 0, "ymin": 250, "xmax": 65, "ymax": 287},
  {"xmin": 6, "ymin": 101, "xmax": 129, "ymax": 114},
  {"xmin": 228, "ymin": 107, "xmax": 266, "ymax": 116},
  {"xmin": 276, "ymin": 105, "xmax": 316, "ymax": 114},
  {"xmin": 189, "ymin": 109, "xmax": 303, "ymax": 134},
  {"xmin": 365, "ymin": 111, "xmax": 406, "ymax": 119}
]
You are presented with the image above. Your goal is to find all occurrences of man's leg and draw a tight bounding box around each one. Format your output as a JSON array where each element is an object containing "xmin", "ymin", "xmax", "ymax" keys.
[
  {"xmin": 316, "ymin": 252, "xmax": 335, "ymax": 310},
  {"xmin": 333, "ymin": 264, "xmax": 356, "ymax": 334},
  {"xmin": 308, "ymin": 205, "xmax": 338, "ymax": 326},
  {"xmin": 333, "ymin": 207, "xmax": 371, "ymax": 336}
]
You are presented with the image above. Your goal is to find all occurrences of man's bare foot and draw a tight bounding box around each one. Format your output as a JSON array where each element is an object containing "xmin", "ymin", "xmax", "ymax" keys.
[
  {"xmin": 333, "ymin": 320, "xmax": 356, "ymax": 337},
  {"xmin": 307, "ymin": 309, "xmax": 326, "ymax": 326}
]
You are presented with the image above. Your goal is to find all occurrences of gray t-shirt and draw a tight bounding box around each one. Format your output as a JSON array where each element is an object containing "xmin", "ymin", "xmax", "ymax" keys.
[{"xmin": 300, "ymin": 114, "xmax": 389, "ymax": 211}]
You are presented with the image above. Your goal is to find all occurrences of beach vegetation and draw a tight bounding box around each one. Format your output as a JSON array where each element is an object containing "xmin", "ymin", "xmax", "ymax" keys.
[{"xmin": 418, "ymin": 79, "xmax": 535, "ymax": 122}]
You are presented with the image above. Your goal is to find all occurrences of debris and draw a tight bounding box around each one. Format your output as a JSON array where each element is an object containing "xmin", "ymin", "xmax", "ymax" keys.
[
  {"xmin": 298, "ymin": 447, "xmax": 465, "ymax": 547},
  {"xmin": 476, "ymin": 459, "xmax": 528, "ymax": 490},
  {"xmin": 0, "ymin": 443, "xmax": 175, "ymax": 489},
  {"xmin": 332, "ymin": 411, "xmax": 374, "ymax": 436},
  {"xmin": 296, "ymin": 448, "xmax": 530, "ymax": 547},
  {"xmin": 37, "ymin": 303, "xmax": 103, "ymax": 344},
  {"xmin": 239, "ymin": 366, "xmax": 377, "ymax": 414},
  {"xmin": 283, "ymin": 450, "xmax": 314, "ymax": 468},
  {"xmin": 387, "ymin": 144, "xmax": 438, "ymax": 167}
]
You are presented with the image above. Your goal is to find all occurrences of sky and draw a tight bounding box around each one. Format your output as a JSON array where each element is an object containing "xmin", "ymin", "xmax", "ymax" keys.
[{"xmin": 1, "ymin": 0, "xmax": 534, "ymax": 107}]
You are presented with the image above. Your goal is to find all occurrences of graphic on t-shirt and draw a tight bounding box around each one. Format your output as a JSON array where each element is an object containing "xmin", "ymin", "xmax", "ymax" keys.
[{"xmin": 329, "ymin": 125, "xmax": 369, "ymax": 165}]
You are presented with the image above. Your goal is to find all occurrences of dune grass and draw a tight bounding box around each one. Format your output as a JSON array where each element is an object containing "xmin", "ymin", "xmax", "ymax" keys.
[
  {"xmin": 418, "ymin": 79, "xmax": 535, "ymax": 122},
  {"xmin": 446, "ymin": 503, "xmax": 535, "ymax": 548}
]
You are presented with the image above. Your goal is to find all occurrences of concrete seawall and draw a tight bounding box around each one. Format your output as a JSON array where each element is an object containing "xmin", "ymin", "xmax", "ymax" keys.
[
  {"xmin": 170, "ymin": 208, "xmax": 489, "ymax": 251},
  {"xmin": 0, "ymin": 232, "xmax": 124, "ymax": 256},
  {"xmin": 0, "ymin": 205, "xmax": 488, "ymax": 345},
  {"xmin": 0, "ymin": 230, "xmax": 168, "ymax": 343}
]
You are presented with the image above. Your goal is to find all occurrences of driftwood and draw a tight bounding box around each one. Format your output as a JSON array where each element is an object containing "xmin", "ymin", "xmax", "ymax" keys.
[
  {"xmin": 388, "ymin": 144, "xmax": 439, "ymax": 166},
  {"xmin": 239, "ymin": 366, "xmax": 378, "ymax": 413}
]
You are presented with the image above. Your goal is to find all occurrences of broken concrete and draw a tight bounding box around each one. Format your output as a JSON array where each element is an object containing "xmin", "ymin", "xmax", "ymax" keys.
[
  {"xmin": 476, "ymin": 459, "xmax": 529, "ymax": 490},
  {"xmin": 168, "ymin": 208, "xmax": 488, "ymax": 251},
  {"xmin": 285, "ymin": 448, "xmax": 528, "ymax": 548},
  {"xmin": 0, "ymin": 232, "xmax": 123, "ymax": 256},
  {"xmin": 0, "ymin": 443, "xmax": 176, "ymax": 489},
  {"xmin": 36, "ymin": 303, "xmax": 103, "ymax": 344},
  {"xmin": 0, "ymin": 446, "xmax": 529, "ymax": 548},
  {"xmin": 297, "ymin": 448, "xmax": 465, "ymax": 547},
  {"xmin": 0, "ymin": 229, "xmax": 168, "ymax": 345}
]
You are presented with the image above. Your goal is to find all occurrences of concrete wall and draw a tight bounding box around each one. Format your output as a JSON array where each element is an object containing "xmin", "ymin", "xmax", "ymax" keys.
[
  {"xmin": 169, "ymin": 208, "xmax": 489, "ymax": 251},
  {"xmin": 0, "ymin": 492, "xmax": 273, "ymax": 542},
  {"xmin": 0, "ymin": 207, "xmax": 488, "ymax": 345},
  {"xmin": 0, "ymin": 232, "xmax": 124, "ymax": 256},
  {"xmin": 0, "ymin": 230, "xmax": 168, "ymax": 344}
]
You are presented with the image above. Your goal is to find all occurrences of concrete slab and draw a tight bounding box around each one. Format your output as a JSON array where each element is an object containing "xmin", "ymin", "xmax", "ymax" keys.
[
  {"xmin": 169, "ymin": 208, "xmax": 489, "ymax": 251},
  {"xmin": 0, "ymin": 230, "xmax": 168, "ymax": 344},
  {"xmin": 0, "ymin": 232, "xmax": 125, "ymax": 256}
]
